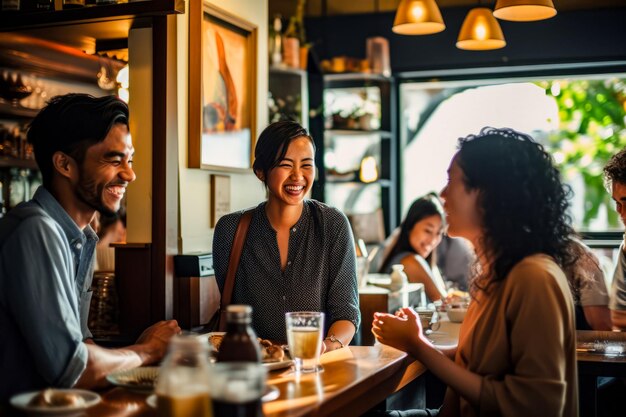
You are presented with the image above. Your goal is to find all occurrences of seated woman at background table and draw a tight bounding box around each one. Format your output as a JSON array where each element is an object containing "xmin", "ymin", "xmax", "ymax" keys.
[
  {"xmin": 379, "ymin": 193, "xmax": 448, "ymax": 303},
  {"xmin": 565, "ymin": 238, "xmax": 612, "ymax": 330},
  {"xmin": 213, "ymin": 121, "xmax": 360, "ymax": 351},
  {"xmin": 372, "ymin": 128, "xmax": 578, "ymax": 417}
]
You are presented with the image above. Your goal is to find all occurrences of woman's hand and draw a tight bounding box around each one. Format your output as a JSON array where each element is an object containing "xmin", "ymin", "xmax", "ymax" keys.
[{"xmin": 371, "ymin": 307, "xmax": 429, "ymax": 354}]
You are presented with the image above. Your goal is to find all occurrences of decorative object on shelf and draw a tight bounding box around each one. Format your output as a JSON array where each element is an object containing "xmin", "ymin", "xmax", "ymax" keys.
[
  {"xmin": 283, "ymin": 0, "xmax": 308, "ymax": 70},
  {"xmin": 21, "ymin": 0, "xmax": 53, "ymax": 11},
  {"xmin": 359, "ymin": 156, "xmax": 378, "ymax": 183},
  {"xmin": 268, "ymin": 91, "xmax": 302, "ymax": 124},
  {"xmin": 457, "ymin": 7, "xmax": 506, "ymax": 51},
  {"xmin": 188, "ymin": 1, "xmax": 258, "ymax": 171},
  {"xmin": 268, "ymin": 14, "xmax": 283, "ymax": 67},
  {"xmin": 366, "ymin": 37, "xmax": 391, "ymax": 77},
  {"xmin": 1, "ymin": 0, "xmax": 20, "ymax": 11},
  {"xmin": 0, "ymin": 71, "xmax": 32, "ymax": 106},
  {"xmin": 63, "ymin": 0, "xmax": 85, "ymax": 8},
  {"xmin": 493, "ymin": 0, "xmax": 557, "ymax": 21},
  {"xmin": 392, "ymin": 0, "xmax": 445, "ymax": 35}
]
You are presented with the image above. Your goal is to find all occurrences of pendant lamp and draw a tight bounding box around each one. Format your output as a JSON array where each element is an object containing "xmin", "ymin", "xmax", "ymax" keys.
[
  {"xmin": 493, "ymin": 0, "xmax": 557, "ymax": 22},
  {"xmin": 457, "ymin": 8, "xmax": 506, "ymax": 51},
  {"xmin": 392, "ymin": 0, "xmax": 445, "ymax": 35}
]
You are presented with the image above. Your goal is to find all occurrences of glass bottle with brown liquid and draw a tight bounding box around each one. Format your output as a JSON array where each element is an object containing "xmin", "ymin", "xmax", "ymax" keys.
[
  {"xmin": 215, "ymin": 305, "xmax": 262, "ymax": 363},
  {"xmin": 155, "ymin": 335, "xmax": 213, "ymax": 417}
]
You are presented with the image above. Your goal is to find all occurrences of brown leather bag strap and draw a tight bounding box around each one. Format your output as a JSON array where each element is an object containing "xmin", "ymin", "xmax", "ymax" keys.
[{"xmin": 220, "ymin": 209, "xmax": 254, "ymax": 311}]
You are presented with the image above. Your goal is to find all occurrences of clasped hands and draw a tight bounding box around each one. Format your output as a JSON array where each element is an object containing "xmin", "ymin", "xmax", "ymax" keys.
[{"xmin": 371, "ymin": 307, "xmax": 432, "ymax": 354}]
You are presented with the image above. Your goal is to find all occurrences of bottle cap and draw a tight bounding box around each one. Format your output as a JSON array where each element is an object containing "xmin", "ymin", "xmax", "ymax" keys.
[{"xmin": 226, "ymin": 304, "xmax": 253, "ymax": 323}]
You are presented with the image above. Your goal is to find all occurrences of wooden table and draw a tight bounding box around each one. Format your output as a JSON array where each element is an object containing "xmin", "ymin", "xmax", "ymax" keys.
[
  {"xmin": 357, "ymin": 282, "xmax": 424, "ymax": 346},
  {"xmin": 56, "ymin": 345, "xmax": 425, "ymax": 417},
  {"xmin": 576, "ymin": 330, "xmax": 626, "ymax": 417}
]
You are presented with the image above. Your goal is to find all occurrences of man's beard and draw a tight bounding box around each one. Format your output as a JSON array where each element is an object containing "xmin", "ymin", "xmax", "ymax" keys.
[{"xmin": 75, "ymin": 174, "xmax": 118, "ymax": 217}]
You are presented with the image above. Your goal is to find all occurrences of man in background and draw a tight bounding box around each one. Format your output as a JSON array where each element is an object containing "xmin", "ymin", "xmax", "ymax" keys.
[
  {"xmin": 604, "ymin": 148, "xmax": 626, "ymax": 330},
  {"xmin": 0, "ymin": 94, "xmax": 179, "ymax": 401}
]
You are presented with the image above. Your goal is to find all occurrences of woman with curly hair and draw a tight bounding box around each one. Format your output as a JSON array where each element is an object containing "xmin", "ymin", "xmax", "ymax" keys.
[
  {"xmin": 372, "ymin": 128, "xmax": 578, "ymax": 417},
  {"xmin": 379, "ymin": 193, "xmax": 448, "ymax": 303}
]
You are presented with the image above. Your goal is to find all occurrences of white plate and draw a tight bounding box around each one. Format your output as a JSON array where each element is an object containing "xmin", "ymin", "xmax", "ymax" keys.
[
  {"xmin": 106, "ymin": 366, "xmax": 159, "ymax": 391},
  {"xmin": 367, "ymin": 273, "xmax": 393, "ymax": 289},
  {"xmin": 146, "ymin": 384, "xmax": 280, "ymax": 408},
  {"xmin": 263, "ymin": 359, "xmax": 293, "ymax": 371},
  {"xmin": 10, "ymin": 389, "xmax": 101, "ymax": 415}
]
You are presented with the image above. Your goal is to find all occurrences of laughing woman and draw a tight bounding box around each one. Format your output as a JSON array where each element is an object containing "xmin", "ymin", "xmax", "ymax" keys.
[
  {"xmin": 379, "ymin": 194, "xmax": 448, "ymax": 303},
  {"xmin": 372, "ymin": 128, "xmax": 578, "ymax": 417},
  {"xmin": 213, "ymin": 121, "xmax": 360, "ymax": 351}
]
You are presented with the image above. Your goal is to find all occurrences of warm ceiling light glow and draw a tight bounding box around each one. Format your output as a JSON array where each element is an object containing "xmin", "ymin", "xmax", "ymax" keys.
[
  {"xmin": 411, "ymin": 4, "xmax": 425, "ymax": 20},
  {"xmin": 392, "ymin": 0, "xmax": 445, "ymax": 35},
  {"xmin": 457, "ymin": 8, "xmax": 506, "ymax": 51},
  {"xmin": 493, "ymin": 0, "xmax": 557, "ymax": 22}
]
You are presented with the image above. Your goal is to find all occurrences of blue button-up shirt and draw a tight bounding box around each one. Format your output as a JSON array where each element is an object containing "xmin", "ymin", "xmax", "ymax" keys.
[{"xmin": 0, "ymin": 187, "xmax": 97, "ymax": 401}]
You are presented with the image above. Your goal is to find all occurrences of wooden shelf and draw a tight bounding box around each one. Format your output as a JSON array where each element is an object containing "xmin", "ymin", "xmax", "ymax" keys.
[
  {"xmin": 0, "ymin": 102, "xmax": 38, "ymax": 119},
  {"xmin": 326, "ymin": 129, "xmax": 392, "ymax": 138},
  {"xmin": 325, "ymin": 178, "xmax": 392, "ymax": 187},
  {"xmin": 0, "ymin": 0, "xmax": 185, "ymax": 31},
  {"xmin": 324, "ymin": 73, "xmax": 391, "ymax": 83},
  {"xmin": 0, "ymin": 157, "xmax": 38, "ymax": 170}
]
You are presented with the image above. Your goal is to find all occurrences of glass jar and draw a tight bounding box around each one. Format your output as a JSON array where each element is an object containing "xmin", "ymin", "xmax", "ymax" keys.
[
  {"xmin": 8, "ymin": 168, "xmax": 25, "ymax": 209},
  {"xmin": 155, "ymin": 335, "xmax": 213, "ymax": 417},
  {"xmin": 216, "ymin": 305, "xmax": 261, "ymax": 363},
  {"xmin": 63, "ymin": 0, "xmax": 85, "ymax": 8}
]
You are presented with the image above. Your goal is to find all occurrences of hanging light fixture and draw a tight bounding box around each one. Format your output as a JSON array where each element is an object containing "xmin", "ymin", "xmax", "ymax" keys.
[
  {"xmin": 392, "ymin": 0, "xmax": 445, "ymax": 35},
  {"xmin": 493, "ymin": 0, "xmax": 557, "ymax": 22},
  {"xmin": 457, "ymin": 7, "xmax": 506, "ymax": 50}
]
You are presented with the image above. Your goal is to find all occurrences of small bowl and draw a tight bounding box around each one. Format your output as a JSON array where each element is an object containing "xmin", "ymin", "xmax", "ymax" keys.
[{"xmin": 447, "ymin": 307, "xmax": 468, "ymax": 323}]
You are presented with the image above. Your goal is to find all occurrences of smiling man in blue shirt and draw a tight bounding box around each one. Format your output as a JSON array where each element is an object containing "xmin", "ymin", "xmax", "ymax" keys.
[{"xmin": 0, "ymin": 94, "xmax": 180, "ymax": 401}]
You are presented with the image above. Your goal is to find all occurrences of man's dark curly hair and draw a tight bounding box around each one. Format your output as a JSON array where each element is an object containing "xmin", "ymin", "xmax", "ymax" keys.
[
  {"xmin": 603, "ymin": 147, "xmax": 626, "ymax": 190},
  {"xmin": 455, "ymin": 127, "xmax": 576, "ymax": 294},
  {"xmin": 28, "ymin": 93, "xmax": 129, "ymax": 189}
]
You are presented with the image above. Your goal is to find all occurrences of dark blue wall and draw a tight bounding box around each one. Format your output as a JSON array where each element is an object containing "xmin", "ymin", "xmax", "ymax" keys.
[{"xmin": 305, "ymin": 7, "xmax": 626, "ymax": 74}]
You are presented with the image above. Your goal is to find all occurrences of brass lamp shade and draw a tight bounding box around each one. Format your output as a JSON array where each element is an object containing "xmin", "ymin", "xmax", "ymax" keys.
[
  {"xmin": 392, "ymin": 0, "xmax": 445, "ymax": 35},
  {"xmin": 457, "ymin": 8, "xmax": 506, "ymax": 50},
  {"xmin": 493, "ymin": 0, "xmax": 557, "ymax": 22}
]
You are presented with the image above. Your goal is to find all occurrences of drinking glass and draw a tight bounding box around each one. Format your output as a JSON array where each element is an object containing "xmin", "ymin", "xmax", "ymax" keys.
[
  {"xmin": 285, "ymin": 311, "xmax": 325, "ymax": 373},
  {"xmin": 210, "ymin": 362, "xmax": 267, "ymax": 417}
]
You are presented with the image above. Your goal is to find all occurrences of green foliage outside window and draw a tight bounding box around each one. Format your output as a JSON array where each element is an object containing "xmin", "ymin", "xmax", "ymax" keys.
[{"xmin": 537, "ymin": 79, "xmax": 626, "ymax": 229}]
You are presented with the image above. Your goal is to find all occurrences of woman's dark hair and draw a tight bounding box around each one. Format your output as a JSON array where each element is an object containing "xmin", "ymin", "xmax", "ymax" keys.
[
  {"xmin": 252, "ymin": 120, "xmax": 315, "ymax": 186},
  {"xmin": 455, "ymin": 127, "xmax": 575, "ymax": 294},
  {"xmin": 28, "ymin": 93, "xmax": 129, "ymax": 189},
  {"xmin": 380, "ymin": 193, "xmax": 445, "ymax": 272}
]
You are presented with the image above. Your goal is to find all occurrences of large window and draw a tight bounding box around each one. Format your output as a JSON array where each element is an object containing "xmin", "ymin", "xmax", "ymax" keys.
[{"xmin": 400, "ymin": 73, "xmax": 626, "ymax": 233}]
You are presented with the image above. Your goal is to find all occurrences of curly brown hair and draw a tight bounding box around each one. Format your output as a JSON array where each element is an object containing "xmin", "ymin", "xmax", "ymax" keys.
[{"xmin": 455, "ymin": 127, "xmax": 576, "ymax": 294}]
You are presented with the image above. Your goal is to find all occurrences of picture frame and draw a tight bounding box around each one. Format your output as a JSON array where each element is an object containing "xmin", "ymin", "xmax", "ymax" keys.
[
  {"xmin": 189, "ymin": 1, "xmax": 258, "ymax": 171},
  {"xmin": 210, "ymin": 174, "xmax": 231, "ymax": 227}
]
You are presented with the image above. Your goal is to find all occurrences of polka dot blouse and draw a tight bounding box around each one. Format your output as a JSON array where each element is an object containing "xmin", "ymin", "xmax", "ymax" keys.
[{"xmin": 213, "ymin": 199, "xmax": 361, "ymax": 342}]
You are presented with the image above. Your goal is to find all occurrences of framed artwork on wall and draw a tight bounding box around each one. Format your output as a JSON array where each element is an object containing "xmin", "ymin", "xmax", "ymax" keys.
[
  {"xmin": 189, "ymin": 1, "xmax": 258, "ymax": 171},
  {"xmin": 210, "ymin": 174, "xmax": 231, "ymax": 227}
]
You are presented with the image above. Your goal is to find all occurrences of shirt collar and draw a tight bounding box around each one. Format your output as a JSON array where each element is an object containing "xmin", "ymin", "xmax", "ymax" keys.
[
  {"xmin": 258, "ymin": 200, "xmax": 311, "ymax": 232},
  {"xmin": 32, "ymin": 187, "xmax": 98, "ymax": 245}
]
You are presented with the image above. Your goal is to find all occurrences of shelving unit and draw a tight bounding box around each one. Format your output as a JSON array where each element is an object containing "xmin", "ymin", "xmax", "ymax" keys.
[
  {"xmin": 0, "ymin": 0, "xmax": 184, "ymax": 338},
  {"xmin": 310, "ymin": 73, "xmax": 398, "ymax": 241},
  {"xmin": 0, "ymin": 0, "xmax": 184, "ymax": 30},
  {"xmin": 268, "ymin": 66, "xmax": 308, "ymax": 128}
]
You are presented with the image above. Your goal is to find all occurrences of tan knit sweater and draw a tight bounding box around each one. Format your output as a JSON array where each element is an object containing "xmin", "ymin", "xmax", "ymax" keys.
[{"xmin": 450, "ymin": 254, "xmax": 578, "ymax": 417}]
